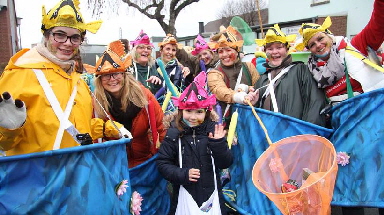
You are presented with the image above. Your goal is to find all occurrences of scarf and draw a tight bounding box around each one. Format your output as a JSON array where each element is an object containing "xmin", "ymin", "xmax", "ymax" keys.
[
  {"xmin": 307, "ymin": 43, "xmax": 345, "ymax": 88},
  {"xmin": 107, "ymin": 94, "xmax": 142, "ymax": 131},
  {"xmin": 36, "ymin": 43, "xmax": 75, "ymax": 73}
]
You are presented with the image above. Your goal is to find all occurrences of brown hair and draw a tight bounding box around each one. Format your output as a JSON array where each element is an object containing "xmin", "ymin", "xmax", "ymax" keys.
[{"xmin": 174, "ymin": 109, "xmax": 215, "ymax": 132}]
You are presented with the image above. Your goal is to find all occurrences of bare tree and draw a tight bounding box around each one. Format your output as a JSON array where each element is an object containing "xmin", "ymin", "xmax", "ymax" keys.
[
  {"xmin": 87, "ymin": 0, "xmax": 201, "ymax": 36},
  {"xmin": 216, "ymin": 0, "xmax": 268, "ymax": 26}
]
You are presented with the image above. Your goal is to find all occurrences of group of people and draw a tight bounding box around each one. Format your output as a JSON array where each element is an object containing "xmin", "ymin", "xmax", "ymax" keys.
[{"xmin": 1, "ymin": 0, "xmax": 384, "ymax": 214}]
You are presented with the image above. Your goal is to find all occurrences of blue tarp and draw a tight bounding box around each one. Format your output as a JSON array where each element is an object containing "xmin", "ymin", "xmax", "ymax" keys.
[
  {"xmin": 129, "ymin": 154, "xmax": 170, "ymax": 215},
  {"xmin": 224, "ymin": 105, "xmax": 333, "ymax": 215},
  {"xmin": 0, "ymin": 139, "xmax": 131, "ymax": 215},
  {"xmin": 330, "ymin": 88, "xmax": 384, "ymax": 207}
]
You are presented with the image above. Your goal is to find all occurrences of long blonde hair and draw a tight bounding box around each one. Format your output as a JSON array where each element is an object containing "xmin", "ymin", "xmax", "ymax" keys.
[{"xmin": 94, "ymin": 72, "xmax": 148, "ymax": 119}]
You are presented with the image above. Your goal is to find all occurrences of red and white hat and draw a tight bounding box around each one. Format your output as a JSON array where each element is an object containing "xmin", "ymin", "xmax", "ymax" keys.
[{"xmin": 130, "ymin": 30, "xmax": 154, "ymax": 47}]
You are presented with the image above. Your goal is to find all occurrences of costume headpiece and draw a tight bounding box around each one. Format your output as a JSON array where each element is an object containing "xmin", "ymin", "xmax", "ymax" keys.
[
  {"xmin": 255, "ymin": 24, "xmax": 296, "ymax": 47},
  {"xmin": 130, "ymin": 30, "xmax": 154, "ymax": 47},
  {"xmin": 191, "ymin": 34, "xmax": 209, "ymax": 56},
  {"xmin": 296, "ymin": 16, "xmax": 333, "ymax": 50},
  {"xmin": 95, "ymin": 42, "xmax": 132, "ymax": 75},
  {"xmin": 208, "ymin": 26, "xmax": 244, "ymax": 52},
  {"xmin": 158, "ymin": 34, "xmax": 183, "ymax": 49},
  {"xmin": 172, "ymin": 72, "xmax": 216, "ymax": 110},
  {"xmin": 41, "ymin": 0, "xmax": 102, "ymax": 34}
]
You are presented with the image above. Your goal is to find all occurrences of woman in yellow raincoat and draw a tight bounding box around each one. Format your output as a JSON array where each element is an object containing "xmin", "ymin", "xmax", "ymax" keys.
[{"xmin": 0, "ymin": 0, "xmax": 128, "ymax": 156}]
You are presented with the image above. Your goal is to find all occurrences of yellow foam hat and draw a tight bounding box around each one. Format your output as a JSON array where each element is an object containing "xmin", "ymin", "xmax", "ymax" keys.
[
  {"xmin": 41, "ymin": 0, "xmax": 102, "ymax": 34},
  {"xmin": 255, "ymin": 24, "xmax": 296, "ymax": 47},
  {"xmin": 208, "ymin": 26, "xmax": 244, "ymax": 52},
  {"xmin": 296, "ymin": 16, "xmax": 332, "ymax": 51},
  {"xmin": 158, "ymin": 34, "xmax": 183, "ymax": 49}
]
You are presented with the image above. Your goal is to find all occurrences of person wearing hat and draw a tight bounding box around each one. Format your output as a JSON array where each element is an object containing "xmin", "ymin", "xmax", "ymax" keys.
[
  {"xmin": 253, "ymin": 24, "xmax": 327, "ymax": 126},
  {"xmin": 128, "ymin": 30, "xmax": 162, "ymax": 94},
  {"xmin": 207, "ymin": 25, "xmax": 260, "ymax": 125},
  {"xmin": 298, "ymin": 0, "xmax": 384, "ymax": 106},
  {"xmin": 93, "ymin": 44, "xmax": 166, "ymax": 168},
  {"xmin": 176, "ymin": 34, "xmax": 220, "ymax": 84},
  {"xmin": 0, "ymin": 0, "xmax": 130, "ymax": 155},
  {"xmin": 156, "ymin": 71, "xmax": 233, "ymax": 215},
  {"xmin": 157, "ymin": 34, "xmax": 188, "ymax": 90}
]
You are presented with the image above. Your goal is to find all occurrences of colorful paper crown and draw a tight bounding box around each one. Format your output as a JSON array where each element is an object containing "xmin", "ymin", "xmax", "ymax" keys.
[
  {"xmin": 208, "ymin": 26, "xmax": 244, "ymax": 52},
  {"xmin": 130, "ymin": 30, "xmax": 154, "ymax": 47},
  {"xmin": 41, "ymin": 0, "xmax": 102, "ymax": 34},
  {"xmin": 158, "ymin": 34, "xmax": 182, "ymax": 49},
  {"xmin": 172, "ymin": 72, "xmax": 216, "ymax": 110},
  {"xmin": 296, "ymin": 16, "xmax": 333, "ymax": 51},
  {"xmin": 191, "ymin": 34, "xmax": 209, "ymax": 56},
  {"xmin": 255, "ymin": 24, "xmax": 296, "ymax": 47},
  {"xmin": 95, "ymin": 49, "xmax": 132, "ymax": 75}
]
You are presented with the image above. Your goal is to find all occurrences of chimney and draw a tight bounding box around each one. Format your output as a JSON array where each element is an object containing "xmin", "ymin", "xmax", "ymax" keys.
[{"xmin": 199, "ymin": 22, "xmax": 204, "ymax": 34}]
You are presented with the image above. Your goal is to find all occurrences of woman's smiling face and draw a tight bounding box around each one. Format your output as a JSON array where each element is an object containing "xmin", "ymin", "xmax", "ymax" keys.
[
  {"xmin": 161, "ymin": 44, "xmax": 177, "ymax": 64},
  {"xmin": 265, "ymin": 42, "xmax": 288, "ymax": 67},
  {"xmin": 217, "ymin": 47, "xmax": 238, "ymax": 66},
  {"xmin": 46, "ymin": 26, "xmax": 81, "ymax": 61}
]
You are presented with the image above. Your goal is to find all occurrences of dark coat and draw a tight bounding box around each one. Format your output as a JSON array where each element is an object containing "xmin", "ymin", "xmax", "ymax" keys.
[
  {"xmin": 156, "ymin": 119, "xmax": 233, "ymax": 214},
  {"xmin": 255, "ymin": 60, "xmax": 327, "ymax": 126}
]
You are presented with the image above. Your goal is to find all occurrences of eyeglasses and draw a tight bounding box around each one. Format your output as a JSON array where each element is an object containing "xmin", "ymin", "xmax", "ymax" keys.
[
  {"xmin": 51, "ymin": 32, "xmax": 82, "ymax": 45},
  {"xmin": 136, "ymin": 45, "xmax": 153, "ymax": 51},
  {"xmin": 100, "ymin": 72, "xmax": 124, "ymax": 81}
]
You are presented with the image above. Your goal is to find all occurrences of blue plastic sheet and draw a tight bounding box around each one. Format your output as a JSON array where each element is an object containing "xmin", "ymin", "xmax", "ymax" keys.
[
  {"xmin": 330, "ymin": 88, "xmax": 384, "ymax": 207},
  {"xmin": 224, "ymin": 105, "xmax": 333, "ymax": 215},
  {"xmin": 0, "ymin": 139, "xmax": 131, "ymax": 215},
  {"xmin": 129, "ymin": 154, "xmax": 170, "ymax": 215}
]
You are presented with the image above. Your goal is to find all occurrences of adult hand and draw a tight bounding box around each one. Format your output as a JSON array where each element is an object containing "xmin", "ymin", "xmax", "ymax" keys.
[
  {"xmin": 119, "ymin": 126, "xmax": 133, "ymax": 139},
  {"xmin": 182, "ymin": 67, "xmax": 190, "ymax": 78},
  {"xmin": 188, "ymin": 168, "xmax": 200, "ymax": 182},
  {"xmin": 209, "ymin": 124, "xmax": 227, "ymax": 139},
  {"xmin": 146, "ymin": 76, "xmax": 162, "ymax": 85},
  {"xmin": 244, "ymin": 89, "xmax": 259, "ymax": 106},
  {"xmin": 0, "ymin": 92, "xmax": 26, "ymax": 129}
]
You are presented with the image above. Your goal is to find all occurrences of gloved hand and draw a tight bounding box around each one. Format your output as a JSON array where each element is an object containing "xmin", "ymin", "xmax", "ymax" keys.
[
  {"xmin": 119, "ymin": 126, "xmax": 133, "ymax": 139},
  {"xmin": 0, "ymin": 92, "xmax": 26, "ymax": 129},
  {"xmin": 233, "ymin": 91, "xmax": 247, "ymax": 104},
  {"xmin": 104, "ymin": 120, "xmax": 133, "ymax": 139},
  {"xmin": 234, "ymin": 84, "xmax": 249, "ymax": 93}
]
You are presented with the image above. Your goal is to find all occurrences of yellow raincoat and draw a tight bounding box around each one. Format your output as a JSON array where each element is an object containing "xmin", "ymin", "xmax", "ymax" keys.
[{"xmin": 0, "ymin": 48, "xmax": 118, "ymax": 155}]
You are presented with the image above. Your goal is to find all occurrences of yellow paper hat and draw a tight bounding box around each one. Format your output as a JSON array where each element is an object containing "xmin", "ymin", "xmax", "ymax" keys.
[
  {"xmin": 255, "ymin": 24, "xmax": 296, "ymax": 47},
  {"xmin": 296, "ymin": 16, "xmax": 333, "ymax": 50},
  {"xmin": 158, "ymin": 34, "xmax": 183, "ymax": 49},
  {"xmin": 41, "ymin": 0, "xmax": 103, "ymax": 34},
  {"xmin": 208, "ymin": 26, "xmax": 244, "ymax": 52}
]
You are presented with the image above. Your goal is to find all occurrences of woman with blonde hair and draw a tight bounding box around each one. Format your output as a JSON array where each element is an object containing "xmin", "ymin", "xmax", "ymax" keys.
[{"xmin": 94, "ymin": 45, "xmax": 166, "ymax": 167}]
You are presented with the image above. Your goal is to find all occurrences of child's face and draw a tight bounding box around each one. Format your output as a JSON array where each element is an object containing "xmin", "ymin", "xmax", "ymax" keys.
[{"xmin": 182, "ymin": 109, "xmax": 206, "ymax": 127}]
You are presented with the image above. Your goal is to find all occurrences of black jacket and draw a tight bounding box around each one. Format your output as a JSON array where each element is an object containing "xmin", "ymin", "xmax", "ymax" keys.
[{"xmin": 156, "ymin": 119, "xmax": 233, "ymax": 214}]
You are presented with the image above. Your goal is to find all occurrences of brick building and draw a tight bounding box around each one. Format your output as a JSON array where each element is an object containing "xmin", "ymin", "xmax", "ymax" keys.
[{"xmin": 0, "ymin": 0, "xmax": 20, "ymax": 67}]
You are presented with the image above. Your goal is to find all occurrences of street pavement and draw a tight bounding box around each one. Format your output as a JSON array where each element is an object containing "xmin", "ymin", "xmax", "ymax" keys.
[{"xmin": 332, "ymin": 206, "xmax": 380, "ymax": 215}]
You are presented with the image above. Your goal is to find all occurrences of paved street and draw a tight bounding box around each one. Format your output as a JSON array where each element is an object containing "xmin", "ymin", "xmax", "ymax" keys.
[{"xmin": 332, "ymin": 206, "xmax": 380, "ymax": 215}]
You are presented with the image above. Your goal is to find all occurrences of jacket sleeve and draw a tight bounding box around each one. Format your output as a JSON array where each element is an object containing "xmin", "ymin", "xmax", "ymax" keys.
[
  {"xmin": 350, "ymin": 0, "xmax": 384, "ymax": 55},
  {"xmin": 298, "ymin": 64, "xmax": 327, "ymax": 126},
  {"xmin": 0, "ymin": 126, "xmax": 22, "ymax": 151},
  {"xmin": 207, "ymin": 69, "xmax": 235, "ymax": 104},
  {"xmin": 208, "ymin": 137, "xmax": 233, "ymax": 169},
  {"xmin": 146, "ymin": 88, "xmax": 166, "ymax": 143},
  {"xmin": 156, "ymin": 129, "xmax": 190, "ymax": 185}
]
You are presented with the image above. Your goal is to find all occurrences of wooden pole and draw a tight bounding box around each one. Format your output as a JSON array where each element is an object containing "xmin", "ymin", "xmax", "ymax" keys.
[{"xmin": 256, "ymin": 0, "xmax": 264, "ymax": 38}]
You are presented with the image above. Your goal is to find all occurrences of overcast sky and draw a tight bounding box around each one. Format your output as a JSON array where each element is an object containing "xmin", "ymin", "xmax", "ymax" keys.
[{"xmin": 15, "ymin": 0, "xmax": 223, "ymax": 48}]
